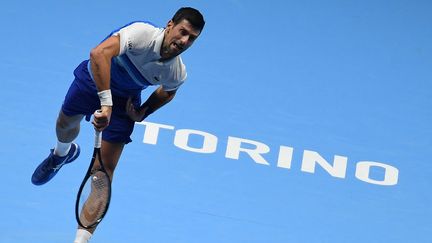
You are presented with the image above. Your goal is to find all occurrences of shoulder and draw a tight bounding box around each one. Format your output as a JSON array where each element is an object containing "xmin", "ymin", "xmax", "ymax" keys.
[
  {"xmin": 114, "ymin": 21, "xmax": 163, "ymax": 54},
  {"xmin": 114, "ymin": 21, "xmax": 161, "ymax": 38}
]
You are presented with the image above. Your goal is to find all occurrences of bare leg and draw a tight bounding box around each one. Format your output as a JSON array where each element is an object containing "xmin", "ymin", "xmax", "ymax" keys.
[
  {"xmin": 31, "ymin": 110, "xmax": 85, "ymax": 185},
  {"xmin": 99, "ymin": 140, "xmax": 125, "ymax": 179},
  {"xmin": 56, "ymin": 110, "xmax": 84, "ymax": 143}
]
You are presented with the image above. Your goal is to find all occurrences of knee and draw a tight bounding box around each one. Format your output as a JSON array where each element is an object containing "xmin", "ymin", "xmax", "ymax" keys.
[
  {"xmin": 56, "ymin": 116, "xmax": 70, "ymax": 130},
  {"xmin": 104, "ymin": 164, "xmax": 116, "ymax": 178},
  {"xmin": 100, "ymin": 141, "xmax": 124, "ymax": 181},
  {"xmin": 56, "ymin": 112, "xmax": 82, "ymax": 130}
]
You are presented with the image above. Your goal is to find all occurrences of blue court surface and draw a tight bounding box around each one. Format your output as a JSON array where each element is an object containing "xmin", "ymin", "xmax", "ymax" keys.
[{"xmin": 1, "ymin": 1, "xmax": 431, "ymax": 242}]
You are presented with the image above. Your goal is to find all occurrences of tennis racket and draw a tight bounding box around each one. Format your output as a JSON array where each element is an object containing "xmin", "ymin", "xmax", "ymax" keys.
[{"xmin": 75, "ymin": 129, "xmax": 111, "ymax": 229}]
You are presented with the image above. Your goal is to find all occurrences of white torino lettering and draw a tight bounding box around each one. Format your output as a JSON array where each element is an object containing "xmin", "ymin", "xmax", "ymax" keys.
[
  {"xmin": 225, "ymin": 136, "xmax": 270, "ymax": 166},
  {"xmin": 174, "ymin": 129, "xmax": 218, "ymax": 153},
  {"xmin": 277, "ymin": 146, "xmax": 294, "ymax": 169},
  {"xmin": 136, "ymin": 122, "xmax": 399, "ymax": 186},
  {"xmin": 138, "ymin": 121, "xmax": 174, "ymax": 145},
  {"xmin": 301, "ymin": 150, "xmax": 348, "ymax": 179},
  {"xmin": 355, "ymin": 161, "xmax": 399, "ymax": 186}
]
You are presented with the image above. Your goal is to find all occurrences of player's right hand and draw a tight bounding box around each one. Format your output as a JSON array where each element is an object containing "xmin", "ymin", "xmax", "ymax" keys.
[{"xmin": 92, "ymin": 106, "xmax": 112, "ymax": 131}]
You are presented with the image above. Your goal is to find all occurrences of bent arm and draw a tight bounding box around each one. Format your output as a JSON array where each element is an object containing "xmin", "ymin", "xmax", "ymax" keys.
[
  {"xmin": 140, "ymin": 86, "xmax": 176, "ymax": 118},
  {"xmin": 89, "ymin": 35, "xmax": 120, "ymax": 93},
  {"xmin": 89, "ymin": 35, "xmax": 120, "ymax": 130},
  {"xmin": 132, "ymin": 86, "xmax": 176, "ymax": 121},
  {"xmin": 126, "ymin": 86, "xmax": 176, "ymax": 122}
]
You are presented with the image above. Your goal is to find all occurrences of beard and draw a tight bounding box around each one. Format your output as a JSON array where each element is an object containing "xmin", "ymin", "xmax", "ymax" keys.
[{"xmin": 161, "ymin": 41, "xmax": 184, "ymax": 59}]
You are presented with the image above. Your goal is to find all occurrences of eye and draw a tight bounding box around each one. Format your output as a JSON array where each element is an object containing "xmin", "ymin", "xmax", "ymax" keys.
[
  {"xmin": 179, "ymin": 28, "xmax": 198, "ymax": 42},
  {"xmin": 180, "ymin": 29, "xmax": 188, "ymax": 36},
  {"xmin": 189, "ymin": 35, "xmax": 197, "ymax": 42}
]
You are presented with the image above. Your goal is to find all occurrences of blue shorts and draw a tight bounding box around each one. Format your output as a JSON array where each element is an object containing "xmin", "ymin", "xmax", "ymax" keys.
[{"xmin": 62, "ymin": 60, "xmax": 141, "ymax": 144}]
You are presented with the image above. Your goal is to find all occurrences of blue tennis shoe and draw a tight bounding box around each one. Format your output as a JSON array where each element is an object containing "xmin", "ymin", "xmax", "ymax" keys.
[{"xmin": 31, "ymin": 143, "xmax": 80, "ymax": 185}]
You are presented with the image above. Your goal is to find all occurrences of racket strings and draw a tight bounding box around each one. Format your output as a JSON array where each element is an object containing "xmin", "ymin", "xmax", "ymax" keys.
[{"xmin": 79, "ymin": 170, "xmax": 110, "ymax": 226}]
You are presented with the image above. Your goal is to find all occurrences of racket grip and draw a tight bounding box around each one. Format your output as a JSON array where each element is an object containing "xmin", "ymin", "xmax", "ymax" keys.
[
  {"xmin": 95, "ymin": 130, "xmax": 102, "ymax": 148},
  {"xmin": 93, "ymin": 109, "xmax": 103, "ymax": 148}
]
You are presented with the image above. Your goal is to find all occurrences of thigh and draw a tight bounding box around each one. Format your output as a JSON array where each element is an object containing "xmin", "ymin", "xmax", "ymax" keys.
[{"xmin": 62, "ymin": 77, "xmax": 100, "ymax": 118}]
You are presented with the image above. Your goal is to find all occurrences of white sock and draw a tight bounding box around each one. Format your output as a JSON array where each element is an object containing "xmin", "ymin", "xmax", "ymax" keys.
[
  {"xmin": 54, "ymin": 141, "xmax": 71, "ymax": 157},
  {"xmin": 74, "ymin": 229, "xmax": 92, "ymax": 243}
]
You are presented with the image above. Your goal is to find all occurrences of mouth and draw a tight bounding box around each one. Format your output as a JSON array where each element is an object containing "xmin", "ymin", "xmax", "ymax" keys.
[{"xmin": 172, "ymin": 42, "xmax": 183, "ymax": 51}]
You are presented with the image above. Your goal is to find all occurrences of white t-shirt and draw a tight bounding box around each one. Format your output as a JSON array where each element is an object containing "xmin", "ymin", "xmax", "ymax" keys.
[{"xmin": 89, "ymin": 21, "xmax": 187, "ymax": 96}]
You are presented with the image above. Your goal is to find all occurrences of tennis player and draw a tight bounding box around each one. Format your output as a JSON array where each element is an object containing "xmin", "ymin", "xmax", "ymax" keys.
[{"xmin": 31, "ymin": 7, "xmax": 205, "ymax": 242}]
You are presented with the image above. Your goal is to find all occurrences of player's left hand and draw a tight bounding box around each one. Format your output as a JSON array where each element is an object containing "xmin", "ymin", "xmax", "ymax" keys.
[{"xmin": 126, "ymin": 97, "xmax": 146, "ymax": 122}]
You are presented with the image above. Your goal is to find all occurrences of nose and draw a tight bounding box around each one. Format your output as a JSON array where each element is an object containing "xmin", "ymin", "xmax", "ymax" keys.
[{"xmin": 179, "ymin": 35, "xmax": 190, "ymax": 45}]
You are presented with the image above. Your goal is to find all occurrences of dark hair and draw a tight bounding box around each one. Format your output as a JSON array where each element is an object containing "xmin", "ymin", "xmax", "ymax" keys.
[{"xmin": 172, "ymin": 7, "xmax": 205, "ymax": 32}]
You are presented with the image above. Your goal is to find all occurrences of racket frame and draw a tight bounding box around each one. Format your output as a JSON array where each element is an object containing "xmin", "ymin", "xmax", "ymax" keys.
[{"xmin": 75, "ymin": 130, "xmax": 112, "ymax": 229}]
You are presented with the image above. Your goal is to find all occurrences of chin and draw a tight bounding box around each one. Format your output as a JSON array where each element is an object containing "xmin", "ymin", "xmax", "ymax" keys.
[{"xmin": 169, "ymin": 51, "xmax": 182, "ymax": 58}]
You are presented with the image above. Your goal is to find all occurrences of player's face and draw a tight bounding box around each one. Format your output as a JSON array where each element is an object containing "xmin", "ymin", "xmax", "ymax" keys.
[{"xmin": 160, "ymin": 19, "xmax": 201, "ymax": 60}]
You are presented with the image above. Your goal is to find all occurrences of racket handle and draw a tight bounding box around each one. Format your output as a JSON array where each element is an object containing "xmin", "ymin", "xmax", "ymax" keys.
[
  {"xmin": 94, "ymin": 110, "xmax": 103, "ymax": 148},
  {"xmin": 95, "ymin": 130, "xmax": 102, "ymax": 148}
]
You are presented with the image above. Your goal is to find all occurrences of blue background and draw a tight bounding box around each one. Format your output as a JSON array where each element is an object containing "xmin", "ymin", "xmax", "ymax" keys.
[{"xmin": 0, "ymin": 0, "xmax": 431, "ymax": 242}]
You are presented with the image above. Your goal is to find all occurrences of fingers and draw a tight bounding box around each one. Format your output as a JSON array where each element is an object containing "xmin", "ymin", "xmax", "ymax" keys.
[
  {"xmin": 93, "ymin": 106, "xmax": 112, "ymax": 131},
  {"xmin": 126, "ymin": 97, "xmax": 135, "ymax": 114},
  {"xmin": 92, "ymin": 116, "xmax": 109, "ymax": 131},
  {"xmin": 125, "ymin": 97, "xmax": 142, "ymax": 122}
]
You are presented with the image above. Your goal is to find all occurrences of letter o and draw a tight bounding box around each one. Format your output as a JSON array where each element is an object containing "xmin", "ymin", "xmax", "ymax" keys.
[
  {"xmin": 355, "ymin": 161, "xmax": 399, "ymax": 186},
  {"xmin": 174, "ymin": 129, "xmax": 217, "ymax": 153}
]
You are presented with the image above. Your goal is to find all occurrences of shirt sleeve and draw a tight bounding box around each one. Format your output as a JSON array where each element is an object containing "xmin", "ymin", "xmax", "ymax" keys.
[
  {"xmin": 161, "ymin": 79, "xmax": 185, "ymax": 91},
  {"xmin": 112, "ymin": 22, "xmax": 156, "ymax": 56},
  {"xmin": 161, "ymin": 62, "xmax": 187, "ymax": 91}
]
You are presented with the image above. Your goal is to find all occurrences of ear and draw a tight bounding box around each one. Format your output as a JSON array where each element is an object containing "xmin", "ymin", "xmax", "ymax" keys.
[{"xmin": 166, "ymin": 20, "xmax": 174, "ymax": 29}]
